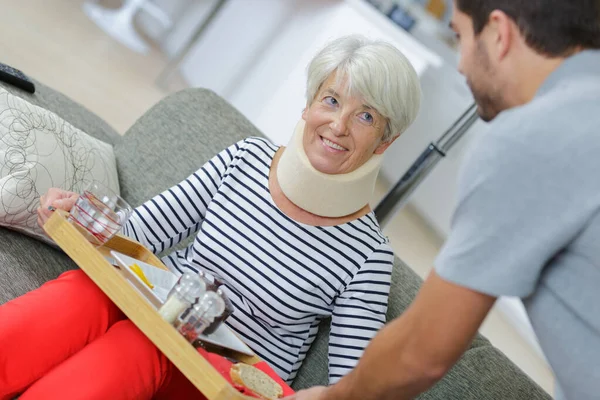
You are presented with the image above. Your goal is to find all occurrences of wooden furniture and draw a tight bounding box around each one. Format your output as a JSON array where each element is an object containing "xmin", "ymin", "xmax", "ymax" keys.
[{"xmin": 45, "ymin": 210, "xmax": 259, "ymax": 400}]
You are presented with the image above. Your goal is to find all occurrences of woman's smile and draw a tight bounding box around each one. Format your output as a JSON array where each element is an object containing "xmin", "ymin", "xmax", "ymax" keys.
[{"xmin": 320, "ymin": 135, "xmax": 348, "ymax": 153}]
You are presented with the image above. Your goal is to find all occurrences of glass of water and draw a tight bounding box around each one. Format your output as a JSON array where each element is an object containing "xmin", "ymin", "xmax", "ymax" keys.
[{"xmin": 68, "ymin": 181, "xmax": 132, "ymax": 247}]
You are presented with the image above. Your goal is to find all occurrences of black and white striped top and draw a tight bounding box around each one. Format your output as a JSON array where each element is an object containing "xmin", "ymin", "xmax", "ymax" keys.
[{"xmin": 122, "ymin": 137, "xmax": 394, "ymax": 384}]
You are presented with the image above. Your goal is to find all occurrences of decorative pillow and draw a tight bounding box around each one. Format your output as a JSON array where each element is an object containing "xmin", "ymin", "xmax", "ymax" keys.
[{"xmin": 0, "ymin": 88, "xmax": 120, "ymax": 243}]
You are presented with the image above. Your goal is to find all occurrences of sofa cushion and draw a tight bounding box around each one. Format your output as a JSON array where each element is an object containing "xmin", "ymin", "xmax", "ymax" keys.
[
  {"xmin": 0, "ymin": 227, "xmax": 76, "ymax": 304},
  {"xmin": 0, "ymin": 88, "xmax": 120, "ymax": 243}
]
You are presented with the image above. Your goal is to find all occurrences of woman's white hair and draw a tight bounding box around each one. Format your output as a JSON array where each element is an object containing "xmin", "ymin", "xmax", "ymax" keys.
[{"xmin": 306, "ymin": 35, "xmax": 421, "ymax": 142}]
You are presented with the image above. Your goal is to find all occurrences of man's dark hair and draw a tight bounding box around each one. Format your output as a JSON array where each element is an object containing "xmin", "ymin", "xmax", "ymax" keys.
[{"xmin": 456, "ymin": 0, "xmax": 600, "ymax": 56}]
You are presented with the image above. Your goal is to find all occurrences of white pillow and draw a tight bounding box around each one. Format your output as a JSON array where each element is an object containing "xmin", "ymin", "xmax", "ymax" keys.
[{"xmin": 0, "ymin": 88, "xmax": 120, "ymax": 243}]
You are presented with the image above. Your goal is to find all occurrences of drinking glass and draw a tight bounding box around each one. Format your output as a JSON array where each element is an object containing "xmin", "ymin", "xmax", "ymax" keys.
[{"xmin": 68, "ymin": 181, "xmax": 132, "ymax": 247}]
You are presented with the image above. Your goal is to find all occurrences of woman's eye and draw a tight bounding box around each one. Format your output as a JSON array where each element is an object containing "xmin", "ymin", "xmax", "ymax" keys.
[
  {"xmin": 360, "ymin": 112, "xmax": 374, "ymax": 124},
  {"xmin": 324, "ymin": 96, "xmax": 338, "ymax": 106}
]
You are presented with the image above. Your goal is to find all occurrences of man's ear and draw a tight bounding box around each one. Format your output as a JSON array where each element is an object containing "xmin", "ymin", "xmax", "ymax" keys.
[
  {"xmin": 488, "ymin": 10, "xmax": 514, "ymax": 60},
  {"xmin": 374, "ymin": 135, "xmax": 399, "ymax": 154}
]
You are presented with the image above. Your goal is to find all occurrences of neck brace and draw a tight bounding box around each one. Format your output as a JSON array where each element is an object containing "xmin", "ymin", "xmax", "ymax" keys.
[{"xmin": 276, "ymin": 120, "xmax": 382, "ymax": 218}]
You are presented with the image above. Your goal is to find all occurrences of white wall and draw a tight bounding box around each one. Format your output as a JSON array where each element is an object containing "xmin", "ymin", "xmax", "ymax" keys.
[{"xmin": 143, "ymin": 0, "xmax": 337, "ymax": 101}]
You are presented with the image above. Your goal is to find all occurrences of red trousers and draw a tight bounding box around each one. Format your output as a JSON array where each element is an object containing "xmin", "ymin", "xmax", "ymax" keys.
[{"xmin": 0, "ymin": 270, "xmax": 204, "ymax": 400}]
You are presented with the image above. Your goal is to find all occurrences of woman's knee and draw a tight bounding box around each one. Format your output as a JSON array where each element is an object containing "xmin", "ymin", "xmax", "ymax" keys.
[
  {"xmin": 107, "ymin": 321, "xmax": 167, "ymax": 361},
  {"xmin": 53, "ymin": 269, "xmax": 118, "ymax": 312},
  {"xmin": 53, "ymin": 269, "xmax": 94, "ymax": 290}
]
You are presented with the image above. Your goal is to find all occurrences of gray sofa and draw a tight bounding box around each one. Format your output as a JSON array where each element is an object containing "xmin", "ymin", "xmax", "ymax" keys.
[{"xmin": 0, "ymin": 81, "xmax": 551, "ymax": 399}]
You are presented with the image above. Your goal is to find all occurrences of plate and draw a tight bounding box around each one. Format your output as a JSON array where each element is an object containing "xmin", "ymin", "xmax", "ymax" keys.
[
  {"xmin": 110, "ymin": 251, "xmax": 254, "ymax": 356},
  {"xmin": 110, "ymin": 251, "xmax": 177, "ymax": 305}
]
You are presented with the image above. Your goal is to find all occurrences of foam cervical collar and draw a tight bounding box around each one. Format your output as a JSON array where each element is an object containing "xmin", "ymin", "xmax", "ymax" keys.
[{"xmin": 276, "ymin": 120, "xmax": 382, "ymax": 218}]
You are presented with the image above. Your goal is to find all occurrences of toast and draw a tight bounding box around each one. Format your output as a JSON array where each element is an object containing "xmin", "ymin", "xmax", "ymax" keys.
[{"xmin": 230, "ymin": 363, "xmax": 283, "ymax": 399}]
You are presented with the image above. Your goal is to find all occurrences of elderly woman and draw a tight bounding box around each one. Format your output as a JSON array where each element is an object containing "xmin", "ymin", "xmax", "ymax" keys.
[{"xmin": 0, "ymin": 34, "xmax": 420, "ymax": 399}]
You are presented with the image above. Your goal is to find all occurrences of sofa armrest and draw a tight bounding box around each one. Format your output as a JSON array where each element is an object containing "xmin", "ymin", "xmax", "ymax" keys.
[{"xmin": 113, "ymin": 88, "xmax": 263, "ymax": 207}]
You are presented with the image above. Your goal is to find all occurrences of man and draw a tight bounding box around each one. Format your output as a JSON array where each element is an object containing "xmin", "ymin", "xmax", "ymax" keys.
[{"xmin": 286, "ymin": 1, "xmax": 600, "ymax": 399}]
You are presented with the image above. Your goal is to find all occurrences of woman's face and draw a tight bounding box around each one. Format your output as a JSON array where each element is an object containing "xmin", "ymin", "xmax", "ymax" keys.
[{"xmin": 302, "ymin": 73, "xmax": 395, "ymax": 175}]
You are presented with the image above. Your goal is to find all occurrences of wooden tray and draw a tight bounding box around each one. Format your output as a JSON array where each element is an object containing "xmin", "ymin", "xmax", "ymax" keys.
[{"xmin": 44, "ymin": 210, "xmax": 259, "ymax": 400}]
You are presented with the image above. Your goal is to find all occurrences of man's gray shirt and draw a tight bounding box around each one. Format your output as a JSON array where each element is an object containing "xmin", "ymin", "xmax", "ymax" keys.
[{"xmin": 435, "ymin": 50, "xmax": 600, "ymax": 399}]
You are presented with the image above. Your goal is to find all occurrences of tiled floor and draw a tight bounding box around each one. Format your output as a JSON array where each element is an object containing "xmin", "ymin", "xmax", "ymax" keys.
[{"xmin": 4, "ymin": 0, "xmax": 554, "ymax": 395}]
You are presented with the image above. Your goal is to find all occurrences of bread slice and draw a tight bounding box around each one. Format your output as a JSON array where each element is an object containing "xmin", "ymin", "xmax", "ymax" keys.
[{"xmin": 230, "ymin": 363, "xmax": 283, "ymax": 399}]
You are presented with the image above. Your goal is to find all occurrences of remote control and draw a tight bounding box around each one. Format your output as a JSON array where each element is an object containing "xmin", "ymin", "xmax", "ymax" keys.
[{"xmin": 0, "ymin": 62, "xmax": 35, "ymax": 93}]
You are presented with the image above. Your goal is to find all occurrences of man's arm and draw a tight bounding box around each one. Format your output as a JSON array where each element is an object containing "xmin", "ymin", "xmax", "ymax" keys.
[{"xmin": 288, "ymin": 270, "xmax": 495, "ymax": 400}]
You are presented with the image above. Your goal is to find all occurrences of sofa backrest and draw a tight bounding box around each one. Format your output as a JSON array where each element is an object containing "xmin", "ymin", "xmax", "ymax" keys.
[{"xmin": 113, "ymin": 88, "xmax": 257, "ymax": 209}]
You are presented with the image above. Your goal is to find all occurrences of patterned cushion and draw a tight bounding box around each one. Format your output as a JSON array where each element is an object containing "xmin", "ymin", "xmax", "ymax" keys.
[{"xmin": 0, "ymin": 88, "xmax": 119, "ymax": 243}]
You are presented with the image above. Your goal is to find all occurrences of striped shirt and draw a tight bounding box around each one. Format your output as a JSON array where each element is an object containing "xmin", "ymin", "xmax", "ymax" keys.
[{"xmin": 121, "ymin": 137, "xmax": 394, "ymax": 384}]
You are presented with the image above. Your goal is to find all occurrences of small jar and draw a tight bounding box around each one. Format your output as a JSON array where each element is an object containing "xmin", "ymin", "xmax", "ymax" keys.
[
  {"xmin": 175, "ymin": 269, "xmax": 207, "ymax": 291},
  {"xmin": 177, "ymin": 291, "xmax": 226, "ymax": 343},
  {"xmin": 202, "ymin": 288, "xmax": 234, "ymax": 335},
  {"xmin": 158, "ymin": 271, "xmax": 207, "ymax": 324}
]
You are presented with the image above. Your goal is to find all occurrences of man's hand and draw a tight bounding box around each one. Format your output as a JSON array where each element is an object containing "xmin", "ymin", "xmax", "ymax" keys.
[
  {"xmin": 283, "ymin": 386, "xmax": 328, "ymax": 400},
  {"xmin": 37, "ymin": 188, "xmax": 79, "ymax": 228}
]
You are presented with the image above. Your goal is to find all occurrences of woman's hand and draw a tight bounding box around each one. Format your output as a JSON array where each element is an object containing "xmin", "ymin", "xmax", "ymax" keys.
[
  {"xmin": 37, "ymin": 188, "xmax": 79, "ymax": 228},
  {"xmin": 283, "ymin": 386, "xmax": 329, "ymax": 400}
]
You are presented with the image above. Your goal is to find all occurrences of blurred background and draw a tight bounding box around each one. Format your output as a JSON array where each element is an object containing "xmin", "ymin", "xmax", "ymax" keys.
[{"xmin": 2, "ymin": 0, "xmax": 555, "ymax": 394}]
